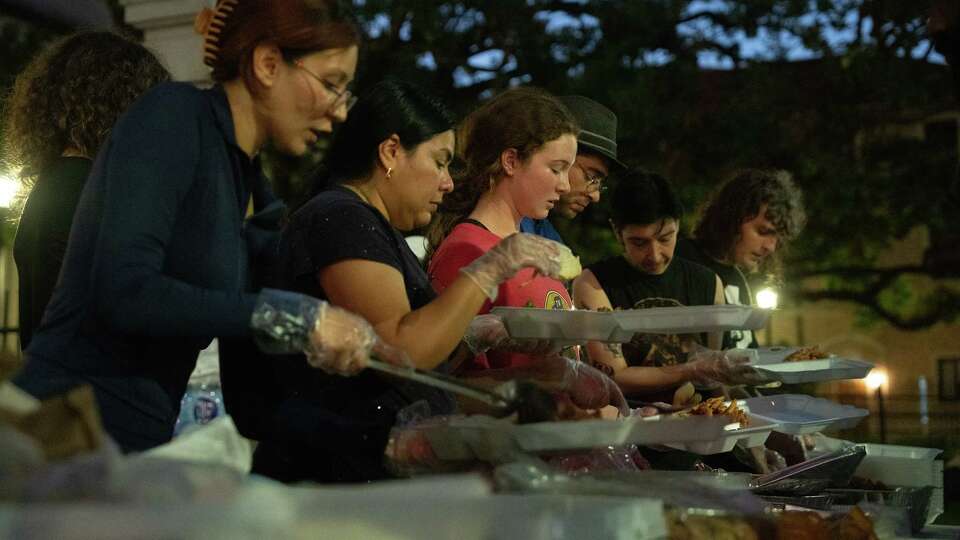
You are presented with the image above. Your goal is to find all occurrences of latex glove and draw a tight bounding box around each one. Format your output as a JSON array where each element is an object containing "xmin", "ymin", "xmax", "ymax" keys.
[
  {"xmin": 250, "ymin": 288, "xmax": 409, "ymax": 375},
  {"xmin": 684, "ymin": 346, "xmax": 774, "ymax": 386},
  {"xmin": 462, "ymin": 314, "xmax": 560, "ymax": 356},
  {"xmin": 515, "ymin": 354, "xmax": 630, "ymax": 417},
  {"xmin": 384, "ymin": 414, "xmax": 465, "ymax": 476},
  {"xmin": 764, "ymin": 448, "xmax": 788, "ymax": 472},
  {"xmin": 460, "ymin": 233, "xmax": 565, "ymax": 300}
]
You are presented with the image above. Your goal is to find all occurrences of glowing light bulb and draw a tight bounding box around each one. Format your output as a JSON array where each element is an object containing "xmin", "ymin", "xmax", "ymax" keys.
[
  {"xmin": 756, "ymin": 287, "xmax": 779, "ymax": 309},
  {"xmin": 864, "ymin": 369, "xmax": 888, "ymax": 391},
  {"xmin": 0, "ymin": 173, "xmax": 18, "ymax": 209}
]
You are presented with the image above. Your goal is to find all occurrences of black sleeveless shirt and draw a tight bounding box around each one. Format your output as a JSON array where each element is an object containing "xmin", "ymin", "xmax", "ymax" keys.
[{"xmin": 588, "ymin": 256, "xmax": 717, "ymax": 367}]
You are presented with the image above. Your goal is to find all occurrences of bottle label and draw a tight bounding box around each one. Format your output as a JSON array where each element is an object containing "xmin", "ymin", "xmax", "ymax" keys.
[{"xmin": 193, "ymin": 396, "xmax": 220, "ymax": 424}]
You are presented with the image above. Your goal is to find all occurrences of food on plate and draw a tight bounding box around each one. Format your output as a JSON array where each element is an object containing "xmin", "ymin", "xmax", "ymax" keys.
[
  {"xmin": 667, "ymin": 512, "xmax": 761, "ymax": 540},
  {"xmin": 829, "ymin": 506, "xmax": 878, "ymax": 540},
  {"xmin": 556, "ymin": 244, "xmax": 582, "ymax": 280},
  {"xmin": 775, "ymin": 507, "xmax": 877, "ymax": 540},
  {"xmin": 784, "ymin": 346, "xmax": 830, "ymax": 362},
  {"xmin": 847, "ymin": 476, "xmax": 890, "ymax": 491},
  {"xmin": 676, "ymin": 397, "xmax": 749, "ymax": 426},
  {"xmin": 672, "ymin": 381, "xmax": 702, "ymax": 408}
]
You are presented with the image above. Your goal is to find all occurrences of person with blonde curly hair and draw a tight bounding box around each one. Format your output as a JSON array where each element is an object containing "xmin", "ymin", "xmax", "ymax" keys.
[{"xmin": 4, "ymin": 31, "xmax": 170, "ymax": 349}]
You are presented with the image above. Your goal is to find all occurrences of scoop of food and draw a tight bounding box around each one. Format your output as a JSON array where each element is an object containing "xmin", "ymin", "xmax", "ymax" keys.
[{"xmin": 785, "ymin": 346, "xmax": 830, "ymax": 361}]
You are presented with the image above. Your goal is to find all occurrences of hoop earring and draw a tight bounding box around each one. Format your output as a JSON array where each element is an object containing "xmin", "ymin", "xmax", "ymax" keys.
[{"xmin": 386, "ymin": 167, "xmax": 393, "ymax": 180}]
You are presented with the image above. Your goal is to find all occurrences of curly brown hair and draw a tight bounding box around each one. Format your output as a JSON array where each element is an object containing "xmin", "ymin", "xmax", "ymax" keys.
[
  {"xmin": 693, "ymin": 168, "xmax": 807, "ymax": 265},
  {"xmin": 2, "ymin": 31, "xmax": 170, "ymax": 188},
  {"xmin": 425, "ymin": 87, "xmax": 579, "ymax": 252}
]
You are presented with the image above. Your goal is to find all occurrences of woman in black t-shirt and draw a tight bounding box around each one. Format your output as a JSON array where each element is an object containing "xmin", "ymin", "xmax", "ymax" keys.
[{"xmin": 252, "ymin": 80, "xmax": 568, "ymax": 482}]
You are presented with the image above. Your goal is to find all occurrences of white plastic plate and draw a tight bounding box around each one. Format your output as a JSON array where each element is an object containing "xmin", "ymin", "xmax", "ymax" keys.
[
  {"xmin": 754, "ymin": 358, "xmax": 874, "ymax": 384},
  {"xmin": 665, "ymin": 412, "xmax": 778, "ymax": 455},
  {"xmin": 512, "ymin": 414, "xmax": 732, "ymax": 453},
  {"xmin": 492, "ymin": 307, "xmax": 619, "ymax": 345},
  {"xmin": 423, "ymin": 413, "xmax": 734, "ymax": 460},
  {"xmin": 610, "ymin": 305, "xmax": 771, "ymax": 339},
  {"xmin": 744, "ymin": 394, "xmax": 869, "ymax": 435}
]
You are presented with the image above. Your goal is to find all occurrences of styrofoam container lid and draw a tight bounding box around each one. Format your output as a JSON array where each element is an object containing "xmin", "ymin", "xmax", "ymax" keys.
[{"xmin": 744, "ymin": 394, "xmax": 869, "ymax": 435}]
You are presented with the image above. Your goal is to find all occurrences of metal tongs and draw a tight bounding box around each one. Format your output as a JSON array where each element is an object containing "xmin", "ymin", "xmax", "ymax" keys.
[{"xmin": 366, "ymin": 358, "xmax": 558, "ymax": 423}]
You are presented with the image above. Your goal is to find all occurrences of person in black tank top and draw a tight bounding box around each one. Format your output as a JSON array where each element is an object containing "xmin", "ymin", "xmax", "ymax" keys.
[
  {"xmin": 573, "ymin": 170, "xmax": 727, "ymax": 402},
  {"xmin": 677, "ymin": 169, "xmax": 806, "ymax": 349}
]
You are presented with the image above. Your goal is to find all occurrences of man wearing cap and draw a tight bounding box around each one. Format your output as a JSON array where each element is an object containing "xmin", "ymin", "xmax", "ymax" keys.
[{"xmin": 519, "ymin": 95, "xmax": 626, "ymax": 243}]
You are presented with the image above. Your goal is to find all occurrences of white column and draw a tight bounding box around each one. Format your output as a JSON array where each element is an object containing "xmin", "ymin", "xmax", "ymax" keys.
[{"xmin": 120, "ymin": 0, "xmax": 214, "ymax": 84}]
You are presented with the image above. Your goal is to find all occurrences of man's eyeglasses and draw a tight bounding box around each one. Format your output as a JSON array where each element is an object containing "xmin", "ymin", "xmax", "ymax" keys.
[
  {"xmin": 294, "ymin": 59, "xmax": 357, "ymax": 112},
  {"xmin": 575, "ymin": 162, "xmax": 607, "ymax": 193}
]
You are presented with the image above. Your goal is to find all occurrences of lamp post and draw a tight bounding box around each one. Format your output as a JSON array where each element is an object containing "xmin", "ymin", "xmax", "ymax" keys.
[{"xmin": 865, "ymin": 369, "xmax": 889, "ymax": 443}]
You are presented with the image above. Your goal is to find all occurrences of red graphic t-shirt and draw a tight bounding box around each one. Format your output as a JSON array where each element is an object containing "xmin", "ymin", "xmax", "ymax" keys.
[{"xmin": 428, "ymin": 221, "xmax": 572, "ymax": 372}]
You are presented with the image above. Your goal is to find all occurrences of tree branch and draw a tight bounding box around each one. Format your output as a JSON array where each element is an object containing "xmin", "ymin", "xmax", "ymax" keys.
[
  {"xmin": 678, "ymin": 10, "xmax": 734, "ymax": 28},
  {"xmin": 789, "ymin": 264, "xmax": 959, "ymax": 280},
  {"xmin": 797, "ymin": 288, "xmax": 956, "ymax": 330}
]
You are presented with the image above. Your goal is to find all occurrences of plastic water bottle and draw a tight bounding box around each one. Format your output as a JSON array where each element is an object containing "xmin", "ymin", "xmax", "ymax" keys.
[{"xmin": 174, "ymin": 340, "xmax": 224, "ymax": 435}]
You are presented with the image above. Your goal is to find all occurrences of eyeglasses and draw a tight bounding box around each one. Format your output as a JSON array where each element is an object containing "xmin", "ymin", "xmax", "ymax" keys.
[
  {"xmin": 294, "ymin": 59, "xmax": 357, "ymax": 112},
  {"xmin": 575, "ymin": 162, "xmax": 608, "ymax": 193}
]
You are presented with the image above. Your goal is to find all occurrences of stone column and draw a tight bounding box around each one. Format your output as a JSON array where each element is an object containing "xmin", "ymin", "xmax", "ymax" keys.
[{"xmin": 120, "ymin": 0, "xmax": 213, "ymax": 84}]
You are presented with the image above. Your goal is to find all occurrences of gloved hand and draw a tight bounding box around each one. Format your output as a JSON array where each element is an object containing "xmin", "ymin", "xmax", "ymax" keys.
[
  {"xmin": 384, "ymin": 403, "xmax": 459, "ymax": 477},
  {"xmin": 684, "ymin": 346, "xmax": 775, "ymax": 386},
  {"xmin": 497, "ymin": 354, "xmax": 630, "ymax": 417},
  {"xmin": 763, "ymin": 448, "xmax": 788, "ymax": 472},
  {"xmin": 250, "ymin": 288, "xmax": 409, "ymax": 375},
  {"xmin": 462, "ymin": 314, "xmax": 561, "ymax": 356},
  {"xmin": 460, "ymin": 233, "xmax": 564, "ymax": 300}
]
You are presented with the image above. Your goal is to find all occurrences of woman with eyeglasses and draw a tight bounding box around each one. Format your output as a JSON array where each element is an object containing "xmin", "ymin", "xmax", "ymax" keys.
[{"xmin": 13, "ymin": 0, "xmax": 385, "ymax": 453}]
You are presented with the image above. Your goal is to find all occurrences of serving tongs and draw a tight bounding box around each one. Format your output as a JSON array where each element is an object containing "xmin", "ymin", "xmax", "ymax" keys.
[
  {"xmin": 367, "ymin": 358, "xmax": 558, "ymax": 423},
  {"xmin": 751, "ymin": 445, "xmax": 867, "ymax": 495}
]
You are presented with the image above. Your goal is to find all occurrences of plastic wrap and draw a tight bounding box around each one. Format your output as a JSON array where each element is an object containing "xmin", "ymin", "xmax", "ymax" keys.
[
  {"xmin": 546, "ymin": 445, "xmax": 650, "ymax": 476},
  {"xmin": 250, "ymin": 288, "xmax": 406, "ymax": 375},
  {"xmin": 475, "ymin": 354, "xmax": 629, "ymax": 416},
  {"xmin": 684, "ymin": 345, "xmax": 774, "ymax": 386},
  {"xmin": 495, "ymin": 462, "xmax": 768, "ymax": 517},
  {"xmin": 146, "ymin": 416, "xmax": 254, "ymax": 474},
  {"xmin": 753, "ymin": 444, "xmax": 867, "ymax": 495},
  {"xmin": 462, "ymin": 314, "xmax": 561, "ymax": 356},
  {"xmin": 2, "ymin": 473, "xmax": 668, "ymax": 540}
]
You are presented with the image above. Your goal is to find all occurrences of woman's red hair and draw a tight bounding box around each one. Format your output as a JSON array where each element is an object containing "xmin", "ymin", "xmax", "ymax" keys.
[{"xmin": 198, "ymin": 0, "xmax": 360, "ymax": 88}]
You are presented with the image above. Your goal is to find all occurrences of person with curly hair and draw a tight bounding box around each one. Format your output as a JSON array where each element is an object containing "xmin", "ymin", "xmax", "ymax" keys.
[
  {"xmin": 4, "ymin": 31, "xmax": 171, "ymax": 350},
  {"xmin": 677, "ymin": 168, "xmax": 807, "ymax": 349}
]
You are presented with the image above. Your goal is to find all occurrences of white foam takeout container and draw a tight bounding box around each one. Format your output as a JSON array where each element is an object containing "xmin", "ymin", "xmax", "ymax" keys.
[
  {"xmin": 751, "ymin": 347, "xmax": 874, "ymax": 384},
  {"xmin": 423, "ymin": 413, "xmax": 734, "ymax": 462},
  {"xmin": 492, "ymin": 307, "xmax": 619, "ymax": 345},
  {"xmin": 665, "ymin": 410, "xmax": 779, "ymax": 455},
  {"xmin": 743, "ymin": 394, "xmax": 869, "ymax": 435},
  {"xmin": 610, "ymin": 305, "xmax": 771, "ymax": 339}
]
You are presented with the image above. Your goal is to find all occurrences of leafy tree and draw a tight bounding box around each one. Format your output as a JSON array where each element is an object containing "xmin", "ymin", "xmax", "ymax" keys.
[{"xmin": 349, "ymin": 0, "xmax": 960, "ymax": 330}]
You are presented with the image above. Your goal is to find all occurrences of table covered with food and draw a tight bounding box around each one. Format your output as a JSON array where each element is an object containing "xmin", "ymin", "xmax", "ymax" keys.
[{"xmin": 1, "ymin": 306, "xmax": 954, "ymax": 540}]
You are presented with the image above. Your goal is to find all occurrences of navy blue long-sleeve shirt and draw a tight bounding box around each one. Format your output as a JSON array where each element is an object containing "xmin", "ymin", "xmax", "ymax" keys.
[{"xmin": 14, "ymin": 82, "xmax": 268, "ymax": 451}]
